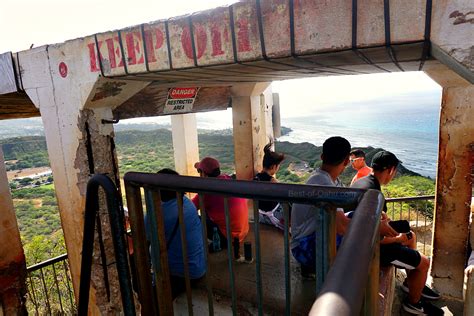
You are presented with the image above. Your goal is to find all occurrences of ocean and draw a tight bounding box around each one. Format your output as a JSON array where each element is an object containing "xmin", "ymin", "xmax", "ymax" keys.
[
  {"xmin": 279, "ymin": 107, "xmax": 439, "ymax": 178},
  {"xmin": 191, "ymin": 103, "xmax": 440, "ymax": 178},
  {"xmin": 1, "ymin": 100, "xmax": 441, "ymax": 179}
]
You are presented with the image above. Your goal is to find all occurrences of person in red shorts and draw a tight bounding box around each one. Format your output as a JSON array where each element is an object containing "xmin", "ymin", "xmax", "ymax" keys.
[{"xmin": 192, "ymin": 157, "xmax": 249, "ymax": 249}]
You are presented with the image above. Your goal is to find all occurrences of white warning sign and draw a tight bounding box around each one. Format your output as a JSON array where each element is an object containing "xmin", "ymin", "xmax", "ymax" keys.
[{"xmin": 164, "ymin": 87, "xmax": 199, "ymax": 114}]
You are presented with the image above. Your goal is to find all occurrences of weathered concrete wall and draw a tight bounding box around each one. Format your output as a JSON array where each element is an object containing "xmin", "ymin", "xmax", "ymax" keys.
[
  {"xmin": 431, "ymin": 0, "xmax": 474, "ymax": 73},
  {"xmin": 431, "ymin": 84, "xmax": 474, "ymax": 298},
  {"xmin": 77, "ymin": 109, "xmax": 127, "ymax": 314},
  {"xmin": 14, "ymin": 40, "xmax": 148, "ymax": 313},
  {"xmin": 16, "ymin": 0, "xmax": 428, "ymax": 79},
  {"xmin": 0, "ymin": 147, "xmax": 27, "ymax": 315},
  {"xmin": 231, "ymin": 83, "xmax": 271, "ymax": 180},
  {"xmin": 114, "ymin": 85, "xmax": 231, "ymax": 120},
  {"xmin": 171, "ymin": 113, "xmax": 200, "ymax": 176}
]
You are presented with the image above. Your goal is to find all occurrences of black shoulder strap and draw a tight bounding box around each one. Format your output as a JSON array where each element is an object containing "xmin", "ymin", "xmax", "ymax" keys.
[{"xmin": 166, "ymin": 217, "xmax": 180, "ymax": 249}]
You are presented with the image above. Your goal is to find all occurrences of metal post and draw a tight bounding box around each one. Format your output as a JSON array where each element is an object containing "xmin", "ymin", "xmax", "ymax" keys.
[
  {"xmin": 199, "ymin": 196, "xmax": 214, "ymax": 315},
  {"xmin": 52, "ymin": 263, "xmax": 64, "ymax": 313},
  {"xmin": 253, "ymin": 200, "xmax": 263, "ymax": 316},
  {"xmin": 315, "ymin": 206, "xmax": 332, "ymax": 294},
  {"xmin": 144, "ymin": 189, "xmax": 174, "ymax": 315},
  {"xmin": 62, "ymin": 260, "xmax": 75, "ymax": 312},
  {"xmin": 28, "ymin": 274, "xmax": 39, "ymax": 313},
  {"xmin": 283, "ymin": 203, "xmax": 291, "ymax": 316},
  {"xmin": 362, "ymin": 236, "xmax": 380, "ymax": 315},
  {"xmin": 39, "ymin": 268, "xmax": 52, "ymax": 315},
  {"xmin": 125, "ymin": 184, "xmax": 156, "ymax": 315},
  {"xmin": 223, "ymin": 198, "xmax": 237, "ymax": 315},
  {"xmin": 177, "ymin": 193, "xmax": 193, "ymax": 316}
]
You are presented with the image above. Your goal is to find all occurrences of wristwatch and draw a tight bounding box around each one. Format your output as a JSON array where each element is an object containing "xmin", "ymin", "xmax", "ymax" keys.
[{"xmin": 406, "ymin": 231, "xmax": 413, "ymax": 240}]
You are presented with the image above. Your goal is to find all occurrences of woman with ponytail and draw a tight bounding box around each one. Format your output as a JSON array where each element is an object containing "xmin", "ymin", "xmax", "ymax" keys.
[{"xmin": 253, "ymin": 142, "xmax": 286, "ymax": 230}]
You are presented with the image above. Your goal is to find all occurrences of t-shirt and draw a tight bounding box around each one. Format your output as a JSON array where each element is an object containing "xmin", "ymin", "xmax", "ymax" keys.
[
  {"xmin": 192, "ymin": 174, "xmax": 249, "ymax": 242},
  {"xmin": 145, "ymin": 196, "xmax": 206, "ymax": 279},
  {"xmin": 253, "ymin": 171, "xmax": 279, "ymax": 212},
  {"xmin": 350, "ymin": 166, "xmax": 373, "ymax": 185},
  {"xmin": 290, "ymin": 168, "xmax": 343, "ymax": 249},
  {"xmin": 351, "ymin": 174, "xmax": 387, "ymax": 212}
]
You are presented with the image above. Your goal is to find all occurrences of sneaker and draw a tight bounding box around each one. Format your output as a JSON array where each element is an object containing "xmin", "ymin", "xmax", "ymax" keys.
[
  {"xmin": 401, "ymin": 281, "xmax": 441, "ymax": 300},
  {"xmin": 402, "ymin": 298, "xmax": 426, "ymax": 315},
  {"xmin": 421, "ymin": 301, "xmax": 444, "ymax": 315}
]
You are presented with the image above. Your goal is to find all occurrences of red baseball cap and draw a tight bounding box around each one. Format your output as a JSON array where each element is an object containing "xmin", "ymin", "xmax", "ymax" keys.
[{"xmin": 194, "ymin": 157, "xmax": 220, "ymax": 175}]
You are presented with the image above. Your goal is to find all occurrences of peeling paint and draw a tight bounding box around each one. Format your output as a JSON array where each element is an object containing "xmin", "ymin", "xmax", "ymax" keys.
[
  {"xmin": 91, "ymin": 81, "xmax": 127, "ymax": 102},
  {"xmin": 432, "ymin": 85, "xmax": 474, "ymax": 298},
  {"xmin": 448, "ymin": 10, "xmax": 474, "ymax": 25},
  {"xmin": 73, "ymin": 109, "xmax": 125, "ymax": 314}
]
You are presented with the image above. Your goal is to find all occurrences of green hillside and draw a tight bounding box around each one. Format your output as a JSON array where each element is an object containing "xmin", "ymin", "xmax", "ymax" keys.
[
  {"xmin": 0, "ymin": 136, "xmax": 49, "ymax": 170},
  {"xmin": 3, "ymin": 128, "xmax": 435, "ymax": 265}
]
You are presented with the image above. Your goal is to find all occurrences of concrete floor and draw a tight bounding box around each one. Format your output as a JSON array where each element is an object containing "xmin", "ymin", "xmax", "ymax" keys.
[
  {"xmin": 175, "ymin": 222, "xmax": 316, "ymax": 315},
  {"xmin": 392, "ymin": 270, "xmax": 464, "ymax": 316},
  {"xmin": 173, "ymin": 222, "xmax": 467, "ymax": 315}
]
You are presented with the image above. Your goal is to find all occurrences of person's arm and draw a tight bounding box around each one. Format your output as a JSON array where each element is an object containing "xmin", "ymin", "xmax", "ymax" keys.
[
  {"xmin": 380, "ymin": 232, "xmax": 409, "ymax": 245},
  {"xmin": 466, "ymin": 251, "xmax": 474, "ymax": 276},
  {"xmin": 336, "ymin": 209, "xmax": 350, "ymax": 235},
  {"xmin": 379, "ymin": 218, "xmax": 398, "ymax": 237}
]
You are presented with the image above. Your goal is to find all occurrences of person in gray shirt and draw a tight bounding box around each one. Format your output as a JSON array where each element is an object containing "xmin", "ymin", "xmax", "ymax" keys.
[{"xmin": 291, "ymin": 136, "xmax": 352, "ymax": 277}]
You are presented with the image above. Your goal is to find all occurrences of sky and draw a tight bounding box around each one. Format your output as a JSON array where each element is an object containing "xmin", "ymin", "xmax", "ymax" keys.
[{"xmin": 0, "ymin": 0, "xmax": 442, "ymax": 124}]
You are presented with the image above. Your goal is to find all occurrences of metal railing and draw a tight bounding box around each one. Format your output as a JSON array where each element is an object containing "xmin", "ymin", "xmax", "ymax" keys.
[
  {"xmin": 26, "ymin": 253, "xmax": 76, "ymax": 315},
  {"xmin": 122, "ymin": 172, "xmax": 384, "ymax": 315},
  {"xmin": 386, "ymin": 195, "xmax": 435, "ymax": 255},
  {"xmin": 78, "ymin": 174, "xmax": 135, "ymax": 315},
  {"xmin": 310, "ymin": 190, "xmax": 384, "ymax": 315}
]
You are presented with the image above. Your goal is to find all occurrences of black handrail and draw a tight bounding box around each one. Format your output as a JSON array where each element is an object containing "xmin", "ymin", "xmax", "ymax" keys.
[
  {"xmin": 386, "ymin": 195, "xmax": 435, "ymax": 202},
  {"xmin": 27, "ymin": 254, "xmax": 68, "ymax": 272},
  {"xmin": 124, "ymin": 172, "xmax": 366, "ymax": 208},
  {"xmin": 310, "ymin": 189, "xmax": 385, "ymax": 315},
  {"xmin": 78, "ymin": 174, "xmax": 135, "ymax": 315}
]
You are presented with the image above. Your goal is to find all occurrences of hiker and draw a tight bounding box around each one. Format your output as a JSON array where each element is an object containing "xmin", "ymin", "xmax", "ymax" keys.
[
  {"xmin": 145, "ymin": 168, "xmax": 206, "ymax": 298},
  {"xmin": 290, "ymin": 136, "xmax": 354, "ymax": 278},
  {"xmin": 351, "ymin": 151, "xmax": 441, "ymax": 314},
  {"xmin": 253, "ymin": 142, "xmax": 286, "ymax": 230},
  {"xmin": 349, "ymin": 149, "xmax": 372, "ymax": 185},
  {"xmin": 192, "ymin": 157, "xmax": 249, "ymax": 248}
]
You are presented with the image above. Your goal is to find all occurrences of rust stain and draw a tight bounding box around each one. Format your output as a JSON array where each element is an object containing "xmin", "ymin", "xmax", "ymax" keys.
[
  {"xmin": 0, "ymin": 253, "xmax": 26, "ymax": 290},
  {"xmin": 448, "ymin": 10, "xmax": 474, "ymax": 25},
  {"xmin": 91, "ymin": 81, "xmax": 127, "ymax": 102}
]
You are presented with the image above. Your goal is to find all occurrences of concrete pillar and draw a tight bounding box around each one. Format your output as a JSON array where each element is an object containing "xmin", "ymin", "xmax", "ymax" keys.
[
  {"xmin": 171, "ymin": 113, "xmax": 199, "ymax": 176},
  {"xmin": 17, "ymin": 44, "xmax": 148, "ymax": 314},
  {"xmin": 231, "ymin": 83, "xmax": 272, "ymax": 180},
  {"xmin": 40, "ymin": 104, "xmax": 123, "ymax": 313},
  {"xmin": 0, "ymin": 147, "xmax": 27, "ymax": 315},
  {"xmin": 272, "ymin": 93, "xmax": 282, "ymax": 139},
  {"xmin": 424, "ymin": 64, "xmax": 474, "ymax": 298}
]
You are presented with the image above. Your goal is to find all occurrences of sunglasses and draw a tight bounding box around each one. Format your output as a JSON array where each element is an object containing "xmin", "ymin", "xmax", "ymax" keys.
[{"xmin": 350, "ymin": 157, "xmax": 363, "ymax": 162}]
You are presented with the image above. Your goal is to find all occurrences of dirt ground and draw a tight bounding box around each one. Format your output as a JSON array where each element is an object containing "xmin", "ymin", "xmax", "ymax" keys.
[{"xmin": 6, "ymin": 167, "xmax": 51, "ymax": 181}]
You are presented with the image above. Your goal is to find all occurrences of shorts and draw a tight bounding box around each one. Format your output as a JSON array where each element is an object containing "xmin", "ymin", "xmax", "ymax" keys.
[
  {"xmin": 380, "ymin": 243, "xmax": 421, "ymax": 269},
  {"xmin": 291, "ymin": 234, "xmax": 316, "ymax": 268},
  {"xmin": 259, "ymin": 203, "xmax": 285, "ymax": 230}
]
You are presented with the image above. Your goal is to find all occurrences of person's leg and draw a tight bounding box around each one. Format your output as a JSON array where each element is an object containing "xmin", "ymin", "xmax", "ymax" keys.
[
  {"xmin": 381, "ymin": 244, "xmax": 427, "ymax": 304},
  {"xmin": 406, "ymin": 255, "xmax": 430, "ymax": 303},
  {"xmin": 291, "ymin": 234, "xmax": 316, "ymax": 277}
]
